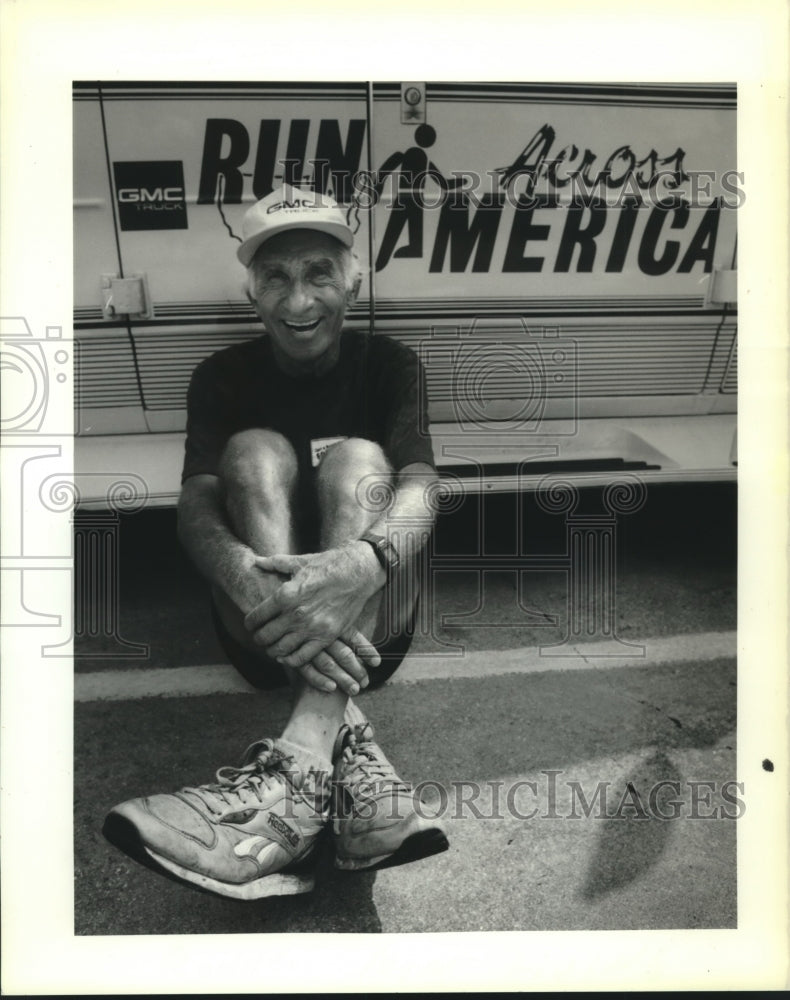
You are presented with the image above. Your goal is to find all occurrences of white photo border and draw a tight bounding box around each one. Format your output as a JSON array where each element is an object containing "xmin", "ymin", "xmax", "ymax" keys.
[{"xmin": 1, "ymin": 0, "xmax": 787, "ymax": 993}]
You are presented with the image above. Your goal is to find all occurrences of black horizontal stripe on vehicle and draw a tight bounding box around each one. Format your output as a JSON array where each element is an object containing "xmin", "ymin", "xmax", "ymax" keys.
[
  {"xmin": 425, "ymin": 82, "xmax": 735, "ymax": 98},
  {"xmin": 371, "ymin": 95, "xmax": 735, "ymax": 111},
  {"xmin": 74, "ymin": 80, "xmax": 367, "ymax": 92},
  {"xmin": 74, "ymin": 318, "xmax": 367, "ymax": 332},
  {"xmin": 126, "ymin": 304, "xmax": 708, "ymax": 319},
  {"xmin": 78, "ymin": 401, "xmax": 143, "ymax": 409},
  {"xmin": 73, "ymin": 310, "xmax": 734, "ymax": 331},
  {"xmin": 73, "ymin": 95, "xmax": 365, "ymax": 104},
  {"xmin": 145, "ymin": 294, "xmax": 704, "ymax": 307},
  {"xmin": 369, "ymin": 82, "xmax": 731, "ymax": 93},
  {"xmin": 76, "ymin": 297, "xmax": 712, "ymax": 312},
  {"xmin": 134, "ymin": 295, "xmax": 704, "ymax": 306},
  {"xmin": 422, "ymin": 97, "xmax": 735, "ymax": 109},
  {"xmin": 90, "ymin": 95, "xmax": 368, "ymax": 104},
  {"xmin": 373, "ymin": 309, "xmax": 731, "ymax": 320},
  {"xmin": 373, "ymin": 88, "xmax": 734, "ymax": 101},
  {"xmin": 371, "ymin": 298, "xmax": 708, "ymax": 310},
  {"xmin": 374, "ymin": 82, "xmax": 735, "ymax": 103},
  {"xmin": 423, "ymin": 350, "xmax": 732, "ymax": 362},
  {"xmin": 73, "ymin": 81, "xmax": 734, "ymax": 102},
  {"xmin": 439, "ymin": 458, "xmax": 663, "ymax": 477},
  {"xmin": 74, "ymin": 299, "xmax": 707, "ymax": 318},
  {"xmin": 421, "ymin": 99, "xmax": 735, "ymax": 110}
]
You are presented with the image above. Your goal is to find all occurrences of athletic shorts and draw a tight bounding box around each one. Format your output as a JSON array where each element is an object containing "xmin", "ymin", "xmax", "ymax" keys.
[{"xmin": 211, "ymin": 599, "xmax": 416, "ymax": 692}]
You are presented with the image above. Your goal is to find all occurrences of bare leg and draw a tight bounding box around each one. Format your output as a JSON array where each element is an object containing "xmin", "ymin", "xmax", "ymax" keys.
[
  {"xmin": 214, "ymin": 432, "xmax": 417, "ymax": 763},
  {"xmin": 211, "ymin": 428, "xmax": 298, "ymax": 648},
  {"xmin": 280, "ymin": 438, "xmax": 397, "ymax": 752},
  {"xmin": 317, "ymin": 437, "xmax": 421, "ymax": 646},
  {"xmin": 220, "ymin": 428, "xmax": 298, "ymax": 556},
  {"xmin": 311, "ymin": 438, "xmax": 418, "ymax": 731},
  {"xmin": 215, "ymin": 429, "xmax": 358, "ymax": 765},
  {"xmin": 316, "ymin": 438, "xmax": 394, "ymax": 639}
]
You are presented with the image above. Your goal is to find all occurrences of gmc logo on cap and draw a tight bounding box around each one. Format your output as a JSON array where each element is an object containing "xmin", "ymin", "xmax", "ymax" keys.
[
  {"xmin": 113, "ymin": 161, "xmax": 188, "ymax": 231},
  {"xmin": 266, "ymin": 198, "xmax": 316, "ymax": 213}
]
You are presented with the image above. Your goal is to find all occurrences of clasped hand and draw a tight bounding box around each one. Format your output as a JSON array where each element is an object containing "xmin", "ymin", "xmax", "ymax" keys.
[{"xmin": 243, "ymin": 547, "xmax": 381, "ymax": 695}]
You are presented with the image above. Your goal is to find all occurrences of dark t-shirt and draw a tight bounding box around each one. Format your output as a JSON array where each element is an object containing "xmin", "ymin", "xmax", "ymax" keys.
[{"xmin": 181, "ymin": 330, "xmax": 435, "ymax": 484}]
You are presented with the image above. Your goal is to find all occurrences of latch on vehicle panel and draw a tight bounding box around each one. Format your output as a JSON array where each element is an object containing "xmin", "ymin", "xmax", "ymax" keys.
[{"xmin": 101, "ymin": 273, "xmax": 153, "ymax": 320}]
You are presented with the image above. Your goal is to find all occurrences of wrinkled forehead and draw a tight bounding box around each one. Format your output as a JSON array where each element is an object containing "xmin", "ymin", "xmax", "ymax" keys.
[{"xmin": 250, "ymin": 228, "xmax": 346, "ymax": 272}]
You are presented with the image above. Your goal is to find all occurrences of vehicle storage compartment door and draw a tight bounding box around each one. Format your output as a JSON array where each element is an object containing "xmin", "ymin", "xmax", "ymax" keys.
[{"xmin": 73, "ymin": 85, "xmax": 147, "ymax": 435}]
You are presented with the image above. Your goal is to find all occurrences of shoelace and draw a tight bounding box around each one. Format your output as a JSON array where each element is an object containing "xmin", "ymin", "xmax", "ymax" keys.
[
  {"xmin": 340, "ymin": 734, "xmax": 409, "ymax": 793},
  {"xmin": 183, "ymin": 742, "xmax": 295, "ymax": 814}
]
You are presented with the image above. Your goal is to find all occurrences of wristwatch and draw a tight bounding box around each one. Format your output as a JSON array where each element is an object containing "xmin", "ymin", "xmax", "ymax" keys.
[{"xmin": 359, "ymin": 532, "xmax": 400, "ymax": 576}]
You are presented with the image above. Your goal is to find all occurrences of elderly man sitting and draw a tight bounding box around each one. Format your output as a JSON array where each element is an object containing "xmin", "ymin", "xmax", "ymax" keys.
[{"xmin": 103, "ymin": 185, "xmax": 448, "ymax": 900}]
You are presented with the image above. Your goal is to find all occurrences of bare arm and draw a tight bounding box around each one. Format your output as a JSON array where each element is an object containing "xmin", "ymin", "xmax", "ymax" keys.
[
  {"xmin": 247, "ymin": 462, "xmax": 440, "ymax": 663},
  {"xmin": 353, "ymin": 460, "xmax": 440, "ymax": 580},
  {"xmin": 177, "ymin": 474, "xmax": 264, "ymax": 613},
  {"xmin": 177, "ymin": 474, "xmax": 379, "ymax": 692}
]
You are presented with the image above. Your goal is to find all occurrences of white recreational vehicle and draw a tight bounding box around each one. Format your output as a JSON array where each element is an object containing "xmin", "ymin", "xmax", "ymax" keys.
[{"xmin": 72, "ymin": 81, "xmax": 738, "ymax": 507}]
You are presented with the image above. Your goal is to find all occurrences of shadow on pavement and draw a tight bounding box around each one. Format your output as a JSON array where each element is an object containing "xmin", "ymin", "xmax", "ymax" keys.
[{"xmin": 579, "ymin": 750, "xmax": 683, "ymax": 901}]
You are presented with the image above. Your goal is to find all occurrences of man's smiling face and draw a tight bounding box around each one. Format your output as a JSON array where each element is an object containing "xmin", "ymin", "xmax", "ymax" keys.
[{"xmin": 249, "ymin": 229, "xmax": 355, "ymax": 374}]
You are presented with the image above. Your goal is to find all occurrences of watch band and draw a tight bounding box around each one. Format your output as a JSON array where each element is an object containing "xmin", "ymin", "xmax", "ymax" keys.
[{"xmin": 359, "ymin": 532, "xmax": 400, "ymax": 574}]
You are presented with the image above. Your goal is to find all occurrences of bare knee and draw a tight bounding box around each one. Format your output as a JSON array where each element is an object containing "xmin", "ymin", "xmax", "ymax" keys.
[
  {"xmin": 317, "ymin": 438, "xmax": 393, "ymax": 532},
  {"xmin": 318, "ymin": 437, "xmax": 391, "ymax": 481},
  {"xmin": 219, "ymin": 429, "xmax": 298, "ymax": 500}
]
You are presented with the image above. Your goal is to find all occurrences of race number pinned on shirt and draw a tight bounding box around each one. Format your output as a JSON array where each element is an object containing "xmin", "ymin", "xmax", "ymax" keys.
[{"xmin": 310, "ymin": 436, "xmax": 348, "ymax": 467}]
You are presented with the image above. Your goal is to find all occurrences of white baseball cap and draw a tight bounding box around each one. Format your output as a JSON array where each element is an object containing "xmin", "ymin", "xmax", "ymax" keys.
[{"xmin": 236, "ymin": 184, "xmax": 354, "ymax": 266}]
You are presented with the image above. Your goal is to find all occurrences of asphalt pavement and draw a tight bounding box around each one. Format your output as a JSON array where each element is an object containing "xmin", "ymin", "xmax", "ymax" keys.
[{"xmin": 74, "ymin": 484, "xmax": 738, "ymax": 937}]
